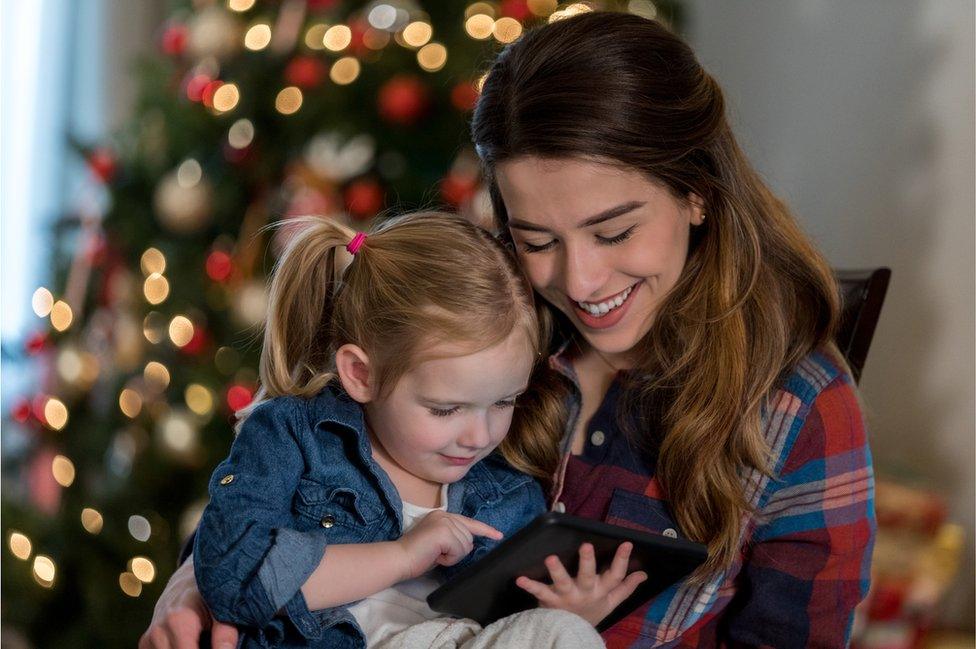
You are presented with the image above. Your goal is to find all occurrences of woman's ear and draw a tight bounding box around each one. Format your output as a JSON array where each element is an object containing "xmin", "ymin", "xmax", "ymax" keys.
[
  {"xmin": 687, "ymin": 192, "xmax": 706, "ymax": 226},
  {"xmin": 335, "ymin": 344, "xmax": 374, "ymax": 403}
]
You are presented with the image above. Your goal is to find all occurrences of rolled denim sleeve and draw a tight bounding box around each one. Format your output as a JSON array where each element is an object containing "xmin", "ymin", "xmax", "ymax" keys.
[{"xmin": 193, "ymin": 398, "xmax": 328, "ymax": 636}]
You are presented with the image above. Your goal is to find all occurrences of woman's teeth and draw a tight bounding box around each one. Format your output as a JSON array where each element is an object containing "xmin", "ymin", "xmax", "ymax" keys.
[{"xmin": 577, "ymin": 285, "xmax": 634, "ymax": 317}]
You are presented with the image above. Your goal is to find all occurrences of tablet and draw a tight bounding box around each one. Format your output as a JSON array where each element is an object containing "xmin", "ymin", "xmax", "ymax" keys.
[{"xmin": 426, "ymin": 512, "xmax": 707, "ymax": 631}]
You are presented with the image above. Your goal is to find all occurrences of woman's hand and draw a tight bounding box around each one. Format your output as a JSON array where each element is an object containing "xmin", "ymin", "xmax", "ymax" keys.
[
  {"xmin": 515, "ymin": 542, "xmax": 648, "ymax": 627},
  {"xmin": 396, "ymin": 510, "xmax": 503, "ymax": 580},
  {"xmin": 138, "ymin": 557, "xmax": 239, "ymax": 649}
]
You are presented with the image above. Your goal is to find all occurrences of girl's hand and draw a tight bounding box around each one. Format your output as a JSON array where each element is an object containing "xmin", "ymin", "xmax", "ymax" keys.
[
  {"xmin": 138, "ymin": 557, "xmax": 239, "ymax": 649},
  {"xmin": 515, "ymin": 542, "xmax": 649, "ymax": 627},
  {"xmin": 397, "ymin": 510, "xmax": 503, "ymax": 580}
]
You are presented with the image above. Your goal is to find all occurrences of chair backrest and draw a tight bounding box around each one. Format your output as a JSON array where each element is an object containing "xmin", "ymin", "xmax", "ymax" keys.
[{"xmin": 834, "ymin": 268, "xmax": 891, "ymax": 383}]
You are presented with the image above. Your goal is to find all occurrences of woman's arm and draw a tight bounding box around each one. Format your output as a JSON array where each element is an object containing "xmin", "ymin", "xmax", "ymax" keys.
[{"xmin": 720, "ymin": 373, "xmax": 876, "ymax": 647}]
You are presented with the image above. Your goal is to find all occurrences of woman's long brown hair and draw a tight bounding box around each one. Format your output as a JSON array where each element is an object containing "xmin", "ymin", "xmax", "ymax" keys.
[{"xmin": 472, "ymin": 12, "xmax": 842, "ymax": 574}]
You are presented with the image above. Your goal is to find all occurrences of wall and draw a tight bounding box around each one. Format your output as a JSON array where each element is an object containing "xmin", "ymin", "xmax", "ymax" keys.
[{"xmin": 689, "ymin": 0, "xmax": 975, "ymax": 629}]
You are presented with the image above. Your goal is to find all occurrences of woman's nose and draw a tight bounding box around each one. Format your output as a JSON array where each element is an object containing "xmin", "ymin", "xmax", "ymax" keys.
[{"xmin": 560, "ymin": 242, "xmax": 607, "ymax": 301}]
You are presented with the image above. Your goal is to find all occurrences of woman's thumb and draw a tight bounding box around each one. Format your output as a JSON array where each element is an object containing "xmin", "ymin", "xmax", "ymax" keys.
[{"xmin": 210, "ymin": 620, "xmax": 239, "ymax": 649}]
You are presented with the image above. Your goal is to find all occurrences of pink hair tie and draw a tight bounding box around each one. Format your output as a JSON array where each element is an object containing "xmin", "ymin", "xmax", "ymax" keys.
[{"xmin": 346, "ymin": 232, "xmax": 367, "ymax": 255}]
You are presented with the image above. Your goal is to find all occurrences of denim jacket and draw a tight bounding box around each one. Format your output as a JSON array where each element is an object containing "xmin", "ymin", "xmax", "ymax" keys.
[{"xmin": 193, "ymin": 385, "xmax": 546, "ymax": 649}]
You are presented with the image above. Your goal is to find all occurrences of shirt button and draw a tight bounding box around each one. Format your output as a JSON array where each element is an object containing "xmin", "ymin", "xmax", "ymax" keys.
[
  {"xmin": 553, "ymin": 502, "xmax": 566, "ymax": 513},
  {"xmin": 219, "ymin": 474, "xmax": 234, "ymax": 486},
  {"xmin": 590, "ymin": 430, "xmax": 605, "ymax": 446},
  {"xmin": 320, "ymin": 515, "xmax": 335, "ymax": 529},
  {"xmin": 663, "ymin": 528, "xmax": 678, "ymax": 538}
]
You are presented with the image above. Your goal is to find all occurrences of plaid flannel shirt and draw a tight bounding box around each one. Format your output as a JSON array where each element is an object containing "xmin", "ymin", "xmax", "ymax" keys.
[{"xmin": 548, "ymin": 345, "xmax": 876, "ymax": 648}]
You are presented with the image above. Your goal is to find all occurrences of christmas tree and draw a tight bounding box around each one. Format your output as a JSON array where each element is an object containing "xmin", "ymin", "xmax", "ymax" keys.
[{"xmin": 1, "ymin": 1, "xmax": 682, "ymax": 646}]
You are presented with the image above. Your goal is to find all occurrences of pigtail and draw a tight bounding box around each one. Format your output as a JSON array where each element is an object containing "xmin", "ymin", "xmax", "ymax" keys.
[{"xmin": 238, "ymin": 216, "xmax": 356, "ymax": 426}]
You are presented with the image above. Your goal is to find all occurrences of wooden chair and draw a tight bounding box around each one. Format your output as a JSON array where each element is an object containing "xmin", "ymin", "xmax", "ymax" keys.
[{"xmin": 834, "ymin": 268, "xmax": 891, "ymax": 383}]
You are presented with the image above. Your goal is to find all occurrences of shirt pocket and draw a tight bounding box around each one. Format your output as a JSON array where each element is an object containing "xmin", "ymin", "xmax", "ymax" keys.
[
  {"xmin": 605, "ymin": 487, "xmax": 684, "ymax": 539},
  {"xmin": 292, "ymin": 478, "xmax": 383, "ymax": 542}
]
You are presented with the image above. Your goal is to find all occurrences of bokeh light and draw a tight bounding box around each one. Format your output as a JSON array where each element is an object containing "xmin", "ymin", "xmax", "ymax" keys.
[
  {"xmin": 119, "ymin": 388, "xmax": 143, "ymax": 419},
  {"xmin": 323, "ymin": 25, "xmax": 352, "ymax": 51},
  {"xmin": 168, "ymin": 316, "xmax": 194, "ymax": 347},
  {"xmin": 128, "ymin": 515, "xmax": 152, "ymax": 542},
  {"xmin": 9, "ymin": 532, "xmax": 31, "ymax": 560},
  {"xmin": 417, "ymin": 43, "xmax": 447, "ymax": 72},
  {"xmin": 32, "ymin": 287, "xmax": 54, "ymax": 317},
  {"xmin": 44, "ymin": 398, "xmax": 69, "ymax": 431},
  {"xmin": 50, "ymin": 301, "xmax": 73, "ymax": 332},
  {"xmin": 493, "ymin": 17, "xmax": 523, "ymax": 43},
  {"xmin": 33, "ymin": 555, "xmax": 56, "ymax": 587},
  {"xmin": 81, "ymin": 508, "xmax": 104, "ymax": 534},
  {"xmin": 330, "ymin": 57, "xmax": 361, "ymax": 85},
  {"xmin": 228, "ymin": 118, "xmax": 255, "ymax": 148},
  {"xmin": 464, "ymin": 14, "xmax": 493, "ymax": 40},
  {"xmin": 52, "ymin": 455, "xmax": 76, "ymax": 487},
  {"xmin": 130, "ymin": 556, "xmax": 157, "ymax": 583},
  {"xmin": 143, "ymin": 273, "xmax": 170, "ymax": 305},
  {"xmin": 212, "ymin": 83, "xmax": 241, "ymax": 112},
  {"xmin": 141, "ymin": 248, "xmax": 166, "ymax": 275},
  {"xmin": 244, "ymin": 24, "xmax": 272, "ymax": 51}
]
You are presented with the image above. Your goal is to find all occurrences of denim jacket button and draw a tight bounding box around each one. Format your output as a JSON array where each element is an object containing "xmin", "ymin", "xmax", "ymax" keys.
[
  {"xmin": 219, "ymin": 474, "xmax": 235, "ymax": 486},
  {"xmin": 663, "ymin": 528, "xmax": 678, "ymax": 538},
  {"xmin": 320, "ymin": 515, "xmax": 336, "ymax": 528}
]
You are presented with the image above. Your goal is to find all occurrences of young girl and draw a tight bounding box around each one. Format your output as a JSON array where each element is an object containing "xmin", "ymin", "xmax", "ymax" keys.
[{"xmin": 192, "ymin": 212, "xmax": 646, "ymax": 648}]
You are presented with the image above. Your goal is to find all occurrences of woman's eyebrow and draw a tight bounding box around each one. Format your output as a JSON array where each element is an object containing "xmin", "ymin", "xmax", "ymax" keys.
[{"xmin": 508, "ymin": 201, "xmax": 645, "ymax": 232}]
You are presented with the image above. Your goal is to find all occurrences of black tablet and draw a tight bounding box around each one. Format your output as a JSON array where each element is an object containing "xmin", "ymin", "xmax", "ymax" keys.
[{"xmin": 427, "ymin": 512, "xmax": 707, "ymax": 631}]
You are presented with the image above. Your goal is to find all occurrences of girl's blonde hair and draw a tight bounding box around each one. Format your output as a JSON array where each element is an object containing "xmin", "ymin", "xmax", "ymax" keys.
[{"xmin": 249, "ymin": 211, "xmax": 565, "ymax": 485}]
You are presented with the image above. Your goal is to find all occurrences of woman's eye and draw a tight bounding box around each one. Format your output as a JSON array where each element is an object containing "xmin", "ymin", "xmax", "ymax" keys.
[
  {"xmin": 596, "ymin": 226, "xmax": 636, "ymax": 245},
  {"xmin": 429, "ymin": 406, "xmax": 459, "ymax": 417},
  {"xmin": 521, "ymin": 239, "xmax": 557, "ymax": 253}
]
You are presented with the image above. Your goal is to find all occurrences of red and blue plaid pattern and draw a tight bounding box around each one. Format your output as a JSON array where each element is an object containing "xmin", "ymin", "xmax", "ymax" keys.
[{"xmin": 548, "ymin": 346, "xmax": 875, "ymax": 648}]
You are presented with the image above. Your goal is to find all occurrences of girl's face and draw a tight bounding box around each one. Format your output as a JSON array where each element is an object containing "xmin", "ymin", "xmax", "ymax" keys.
[
  {"xmin": 495, "ymin": 156, "xmax": 703, "ymax": 365},
  {"xmin": 363, "ymin": 328, "xmax": 534, "ymax": 487}
]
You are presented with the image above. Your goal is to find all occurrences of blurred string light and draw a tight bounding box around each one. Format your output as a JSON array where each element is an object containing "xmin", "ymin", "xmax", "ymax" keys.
[
  {"xmin": 143, "ymin": 273, "xmax": 170, "ymax": 305},
  {"xmin": 212, "ymin": 83, "xmax": 240, "ymax": 113},
  {"xmin": 177, "ymin": 159, "xmax": 202, "ymax": 188},
  {"xmin": 44, "ymin": 397, "xmax": 68, "ymax": 431},
  {"xmin": 185, "ymin": 384, "xmax": 215, "ymax": 416},
  {"xmin": 56, "ymin": 346, "xmax": 99, "ymax": 387},
  {"xmin": 464, "ymin": 14, "xmax": 493, "ymax": 40},
  {"xmin": 493, "ymin": 17, "xmax": 522, "ymax": 43},
  {"xmin": 119, "ymin": 388, "xmax": 143, "ymax": 419},
  {"xmin": 33, "ymin": 555, "xmax": 55, "ymax": 588},
  {"xmin": 128, "ymin": 515, "xmax": 151, "ymax": 542},
  {"xmin": 144, "ymin": 361, "xmax": 171, "ymax": 391},
  {"xmin": 401, "ymin": 21, "xmax": 432, "ymax": 48},
  {"xmin": 244, "ymin": 23, "xmax": 272, "ymax": 51},
  {"xmin": 159, "ymin": 410, "xmax": 197, "ymax": 454},
  {"xmin": 81, "ymin": 508, "xmax": 104, "ymax": 534},
  {"xmin": 50, "ymin": 300, "xmax": 73, "ymax": 332},
  {"xmin": 141, "ymin": 248, "xmax": 166, "ymax": 275},
  {"xmin": 168, "ymin": 316, "xmax": 194, "ymax": 347},
  {"xmin": 465, "ymin": 2, "xmax": 495, "ymax": 18},
  {"xmin": 417, "ymin": 43, "xmax": 447, "ymax": 72},
  {"xmin": 323, "ymin": 25, "xmax": 352, "ymax": 51},
  {"xmin": 130, "ymin": 556, "xmax": 156, "ymax": 583},
  {"xmin": 119, "ymin": 571, "xmax": 142, "ymax": 597},
  {"xmin": 628, "ymin": 0, "xmax": 657, "ymax": 19},
  {"xmin": 143, "ymin": 312, "xmax": 167, "ymax": 344},
  {"xmin": 275, "ymin": 86, "xmax": 303, "ymax": 115},
  {"xmin": 367, "ymin": 4, "xmax": 397, "ymax": 30},
  {"xmin": 330, "ymin": 57, "xmax": 361, "ymax": 85},
  {"xmin": 228, "ymin": 118, "xmax": 254, "ymax": 149},
  {"xmin": 51, "ymin": 455, "xmax": 76, "ymax": 487},
  {"xmin": 550, "ymin": 2, "xmax": 593, "ymax": 22},
  {"xmin": 32, "ymin": 287, "xmax": 54, "ymax": 317},
  {"xmin": 528, "ymin": 0, "xmax": 558, "ymax": 16},
  {"xmin": 9, "ymin": 532, "xmax": 32, "ymax": 560},
  {"xmin": 305, "ymin": 23, "xmax": 328, "ymax": 50},
  {"xmin": 227, "ymin": 0, "xmax": 256, "ymax": 11}
]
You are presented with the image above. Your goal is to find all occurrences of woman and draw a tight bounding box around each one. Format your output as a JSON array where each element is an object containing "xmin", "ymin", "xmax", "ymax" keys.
[{"xmin": 142, "ymin": 12, "xmax": 874, "ymax": 648}]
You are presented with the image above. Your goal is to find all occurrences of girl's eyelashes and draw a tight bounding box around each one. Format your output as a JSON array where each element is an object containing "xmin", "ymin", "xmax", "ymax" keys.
[
  {"xmin": 494, "ymin": 399, "xmax": 518, "ymax": 409},
  {"xmin": 429, "ymin": 406, "xmax": 459, "ymax": 417},
  {"xmin": 519, "ymin": 225, "xmax": 637, "ymax": 253}
]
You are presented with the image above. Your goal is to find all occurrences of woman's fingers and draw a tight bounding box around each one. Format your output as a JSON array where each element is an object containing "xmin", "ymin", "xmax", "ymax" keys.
[
  {"xmin": 576, "ymin": 543, "xmax": 597, "ymax": 591},
  {"xmin": 209, "ymin": 621, "xmax": 239, "ymax": 649}
]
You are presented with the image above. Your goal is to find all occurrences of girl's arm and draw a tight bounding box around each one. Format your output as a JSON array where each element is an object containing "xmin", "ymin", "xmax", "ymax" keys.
[{"xmin": 301, "ymin": 511, "xmax": 502, "ymax": 610}]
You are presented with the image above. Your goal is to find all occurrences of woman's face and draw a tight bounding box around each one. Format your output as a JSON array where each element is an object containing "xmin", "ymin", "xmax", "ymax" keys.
[{"xmin": 495, "ymin": 156, "xmax": 703, "ymax": 363}]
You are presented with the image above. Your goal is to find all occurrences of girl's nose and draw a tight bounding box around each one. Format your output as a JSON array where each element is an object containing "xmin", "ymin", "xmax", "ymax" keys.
[{"xmin": 458, "ymin": 415, "xmax": 491, "ymax": 450}]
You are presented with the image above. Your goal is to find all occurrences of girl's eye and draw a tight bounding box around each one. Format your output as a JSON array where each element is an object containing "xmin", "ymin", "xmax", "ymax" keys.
[
  {"xmin": 521, "ymin": 239, "xmax": 556, "ymax": 254},
  {"xmin": 494, "ymin": 399, "xmax": 517, "ymax": 409},
  {"xmin": 596, "ymin": 225, "xmax": 636, "ymax": 245},
  {"xmin": 429, "ymin": 407, "xmax": 459, "ymax": 417}
]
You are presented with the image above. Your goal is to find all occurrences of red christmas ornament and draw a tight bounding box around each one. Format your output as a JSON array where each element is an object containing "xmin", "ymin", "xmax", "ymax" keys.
[
  {"xmin": 344, "ymin": 180, "xmax": 384, "ymax": 220},
  {"xmin": 161, "ymin": 23, "xmax": 188, "ymax": 56},
  {"xmin": 306, "ymin": 0, "xmax": 339, "ymax": 11},
  {"xmin": 226, "ymin": 384, "xmax": 255, "ymax": 412},
  {"xmin": 500, "ymin": 0, "xmax": 532, "ymax": 21},
  {"xmin": 186, "ymin": 74, "xmax": 212, "ymax": 102},
  {"xmin": 285, "ymin": 56, "xmax": 328, "ymax": 89},
  {"xmin": 205, "ymin": 250, "xmax": 234, "ymax": 282},
  {"xmin": 450, "ymin": 81, "xmax": 480, "ymax": 112},
  {"xmin": 441, "ymin": 173, "xmax": 478, "ymax": 207},
  {"xmin": 180, "ymin": 324, "xmax": 211, "ymax": 356},
  {"xmin": 377, "ymin": 76, "xmax": 430, "ymax": 126},
  {"xmin": 12, "ymin": 399, "xmax": 32, "ymax": 423},
  {"xmin": 87, "ymin": 148, "xmax": 117, "ymax": 183},
  {"xmin": 25, "ymin": 332, "xmax": 49, "ymax": 355}
]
